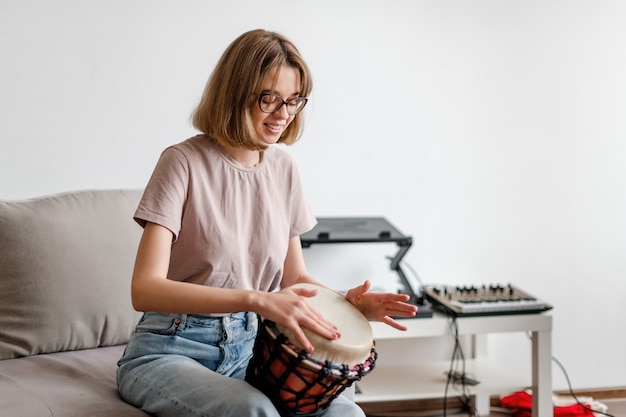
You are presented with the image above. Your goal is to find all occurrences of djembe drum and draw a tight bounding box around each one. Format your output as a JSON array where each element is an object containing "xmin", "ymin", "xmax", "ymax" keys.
[{"xmin": 246, "ymin": 283, "xmax": 377, "ymax": 417}]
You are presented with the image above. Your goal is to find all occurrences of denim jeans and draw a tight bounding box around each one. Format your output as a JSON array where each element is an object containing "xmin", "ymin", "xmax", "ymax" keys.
[{"xmin": 117, "ymin": 312, "xmax": 364, "ymax": 417}]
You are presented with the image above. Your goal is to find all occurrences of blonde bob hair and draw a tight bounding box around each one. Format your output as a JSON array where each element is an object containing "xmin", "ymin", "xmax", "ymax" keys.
[{"xmin": 192, "ymin": 29, "xmax": 312, "ymax": 151}]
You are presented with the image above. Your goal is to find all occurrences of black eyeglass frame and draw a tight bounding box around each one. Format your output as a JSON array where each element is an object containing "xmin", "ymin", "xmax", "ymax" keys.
[{"xmin": 257, "ymin": 93, "xmax": 308, "ymax": 115}]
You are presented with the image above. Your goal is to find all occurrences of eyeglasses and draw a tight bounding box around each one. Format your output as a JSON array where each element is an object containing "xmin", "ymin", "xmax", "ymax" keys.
[{"xmin": 258, "ymin": 93, "xmax": 308, "ymax": 115}]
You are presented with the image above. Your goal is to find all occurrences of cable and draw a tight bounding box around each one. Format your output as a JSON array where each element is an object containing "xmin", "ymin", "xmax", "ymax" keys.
[
  {"xmin": 388, "ymin": 259, "xmax": 482, "ymax": 417},
  {"xmin": 443, "ymin": 317, "xmax": 480, "ymax": 417},
  {"xmin": 524, "ymin": 332, "xmax": 615, "ymax": 417},
  {"xmin": 551, "ymin": 355, "xmax": 614, "ymax": 417},
  {"xmin": 384, "ymin": 255, "xmax": 424, "ymax": 288},
  {"xmin": 399, "ymin": 257, "xmax": 425, "ymax": 287}
]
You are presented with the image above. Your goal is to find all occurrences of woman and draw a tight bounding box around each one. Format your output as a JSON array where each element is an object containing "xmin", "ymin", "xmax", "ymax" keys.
[{"xmin": 117, "ymin": 29, "xmax": 417, "ymax": 417}]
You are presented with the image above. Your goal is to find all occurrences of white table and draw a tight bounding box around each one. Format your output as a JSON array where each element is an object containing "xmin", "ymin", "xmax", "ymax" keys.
[{"xmin": 356, "ymin": 312, "xmax": 552, "ymax": 417}]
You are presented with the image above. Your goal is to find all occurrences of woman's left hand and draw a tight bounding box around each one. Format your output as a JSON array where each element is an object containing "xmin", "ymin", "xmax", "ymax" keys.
[{"xmin": 345, "ymin": 280, "xmax": 418, "ymax": 331}]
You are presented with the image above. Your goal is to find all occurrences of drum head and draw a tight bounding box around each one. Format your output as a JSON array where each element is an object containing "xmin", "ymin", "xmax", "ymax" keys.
[{"xmin": 277, "ymin": 283, "xmax": 373, "ymax": 365}]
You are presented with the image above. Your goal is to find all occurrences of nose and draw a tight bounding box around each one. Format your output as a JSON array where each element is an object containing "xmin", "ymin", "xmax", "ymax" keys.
[{"xmin": 274, "ymin": 102, "xmax": 291, "ymax": 119}]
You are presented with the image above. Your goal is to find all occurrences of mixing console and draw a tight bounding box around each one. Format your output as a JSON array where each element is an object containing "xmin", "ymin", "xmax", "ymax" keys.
[{"xmin": 423, "ymin": 283, "xmax": 552, "ymax": 317}]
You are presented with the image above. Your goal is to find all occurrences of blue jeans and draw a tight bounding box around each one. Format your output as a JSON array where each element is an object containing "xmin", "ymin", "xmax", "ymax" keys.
[{"xmin": 117, "ymin": 312, "xmax": 364, "ymax": 417}]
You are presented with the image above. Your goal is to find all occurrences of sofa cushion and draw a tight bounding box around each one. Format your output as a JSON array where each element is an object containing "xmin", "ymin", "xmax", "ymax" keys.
[
  {"xmin": 0, "ymin": 344, "xmax": 150, "ymax": 416},
  {"xmin": 0, "ymin": 189, "xmax": 143, "ymax": 359}
]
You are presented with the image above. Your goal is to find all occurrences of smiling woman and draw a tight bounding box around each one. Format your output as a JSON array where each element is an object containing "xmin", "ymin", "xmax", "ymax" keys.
[
  {"xmin": 115, "ymin": 28, "xmax": 416, "ymax": 417},
  {"xmin": 249, "ymin": 66, "xmax": 303, "ymax": 146},
  {"xmin": 192, "ymin": 29, "xmax": 313, "ymax": 153}
]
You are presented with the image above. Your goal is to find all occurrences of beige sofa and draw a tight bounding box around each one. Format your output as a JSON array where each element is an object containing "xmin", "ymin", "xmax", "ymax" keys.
[
  {"xmin": 0, "ymin": 189, "xmax": 150, "ymax": 416},
  {"xmin": 0, "ymin": 189, "xmax": 358, "ymax": 416}
]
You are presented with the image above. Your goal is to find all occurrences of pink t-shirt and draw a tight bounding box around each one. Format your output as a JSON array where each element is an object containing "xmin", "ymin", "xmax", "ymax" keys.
[{"xmin": 134, "ymin": 135, "xmax": 317, "ymax": 292}]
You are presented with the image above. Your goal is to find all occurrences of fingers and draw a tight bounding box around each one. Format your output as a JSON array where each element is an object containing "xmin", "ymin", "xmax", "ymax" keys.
[
  {"xmin": 359, "ymin": 280, "xmax": 372, "ymax": 292},
  {"xmin": 291, "ymin": 323, "xmax": 315, "ymax": 352},
  {"xmin": 309, "ymin": 314, "xmax": 340, "ymax": 341},
  {"xmin": 272, "ymin": 288, "xmax": 340, "ymax": 352},
  {"xmin": 371, "ymin": 300, "xmax": 417, "ymax": 328},
  {"xmin": 358, "ymin": 292, "xmax": 415, "ymax": 312},
  {"xmin": 381, "ymin": 315, "xmax": 409, "ymax": 331},
  {"xmin": 290, "ymin": 286, "xmax": 318, "ymax": 298},
  {"xmin": 370, "ymin": 291, "xmax": 411, "ymax": 302},
  {"xmin": 349, "ymin": 289, "xmax": 417, "ymax": 331},
  {"xmin": 301, "ymin": 302, "xmax": 338, "ymax": 334},
  {"xmin": 290, "ymin": 311, "xmax": 340, "ymax": 353},
  {"xmin": 345, "ymin": 280, "xmax": 371, "ymax": 306},
  {"xmin": 380, "ymin": 298, "xmax": 417, "ymax": 313}
]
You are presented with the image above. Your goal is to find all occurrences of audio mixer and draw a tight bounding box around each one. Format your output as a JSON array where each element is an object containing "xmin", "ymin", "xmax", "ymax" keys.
[{"xmin": 423, "ymin": 283, "xmax": 552, "ymax": 317}]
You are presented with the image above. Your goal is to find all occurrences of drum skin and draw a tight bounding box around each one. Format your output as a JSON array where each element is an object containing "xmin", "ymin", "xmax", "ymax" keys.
[{"xmin": 275, "ymin": 283, "xmax": 374, "ymax": 365}]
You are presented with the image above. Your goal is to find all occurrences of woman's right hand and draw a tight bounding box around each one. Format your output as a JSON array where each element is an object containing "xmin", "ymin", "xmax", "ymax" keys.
[{"xmin": 255, "ymin": 286, "xmax": 340, "ymax": 353}]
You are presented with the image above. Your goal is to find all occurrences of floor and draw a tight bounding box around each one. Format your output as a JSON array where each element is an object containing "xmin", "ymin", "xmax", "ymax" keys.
[{"xmin": 364, "ymin": 397, "xmax": 626, "ymax": 417}]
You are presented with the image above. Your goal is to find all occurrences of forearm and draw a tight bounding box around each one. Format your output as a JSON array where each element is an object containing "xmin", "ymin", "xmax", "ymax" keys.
[
  {"xmin": 131, "ymin": 277, "xmax": 265, "ymax": 315},
  {"xmin": 131, "ymin": 221, "xmax": 268, "ymax": 315}
]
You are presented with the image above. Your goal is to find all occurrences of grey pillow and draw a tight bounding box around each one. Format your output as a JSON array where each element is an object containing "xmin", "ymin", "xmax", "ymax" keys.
[{"xmin": 0, "ymin": 189, "xmax": 144, "ymax": 359}]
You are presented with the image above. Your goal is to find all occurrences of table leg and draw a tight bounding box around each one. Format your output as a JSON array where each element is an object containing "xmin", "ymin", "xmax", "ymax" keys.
[{"xmin": 532, "ymin": 329, "xmax": 552, "ymax": 417}]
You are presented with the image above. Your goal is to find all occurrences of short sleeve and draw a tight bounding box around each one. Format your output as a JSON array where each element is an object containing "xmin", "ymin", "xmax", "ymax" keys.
[
  {"xmin": 134, "ymin": 147, "xmax": 190, "ymax": 241},
  {"xmin": 288, "ymin": 161, "xmax": 317, "ymax": 238}
]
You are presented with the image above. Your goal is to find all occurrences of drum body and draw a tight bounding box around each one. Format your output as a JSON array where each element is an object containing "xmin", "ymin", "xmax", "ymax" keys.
[{"xmin": 245, "ymin": 283, "xmax": 377, "ymax": 416}]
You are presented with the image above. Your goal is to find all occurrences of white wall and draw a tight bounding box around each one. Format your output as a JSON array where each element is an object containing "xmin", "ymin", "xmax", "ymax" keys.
[{"xmin": 2, "ymin": 0, "xmax": 625, "ymax": 392}]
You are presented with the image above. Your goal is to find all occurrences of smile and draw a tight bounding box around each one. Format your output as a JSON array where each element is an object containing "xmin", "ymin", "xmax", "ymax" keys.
[{"xmin": 265, "ymin": 123, "xmax": 284, "ymax": 132}]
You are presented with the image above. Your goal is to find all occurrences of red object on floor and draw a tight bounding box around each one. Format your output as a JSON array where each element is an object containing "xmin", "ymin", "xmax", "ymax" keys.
[{"xmin": 500, "ymin": 391, "xmax": 595, "ymax": 417}]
